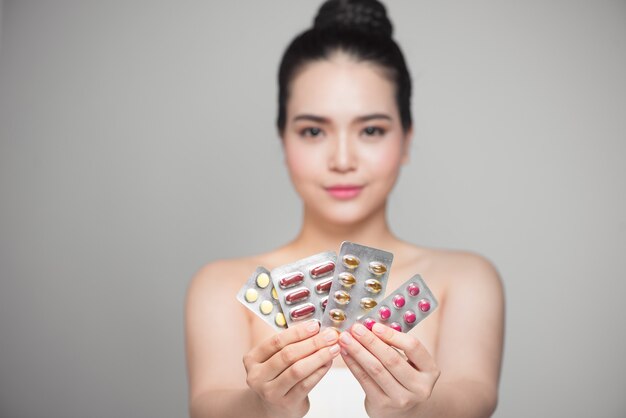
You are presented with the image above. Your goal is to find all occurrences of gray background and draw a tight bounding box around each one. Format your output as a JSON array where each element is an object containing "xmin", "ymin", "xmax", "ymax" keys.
[{"xmin": 1, "ymin": 1, "xmax": 624, "ymax": 417}]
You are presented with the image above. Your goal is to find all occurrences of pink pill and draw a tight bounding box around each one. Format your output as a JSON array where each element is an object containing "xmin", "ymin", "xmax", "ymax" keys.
[
  {"xmin": 320, "ymin": 296, "xmax": 329, "ymax": 309},
  {"xmin": 310, "ymin": 261, "xmax": 335, "ymax": 278},
  {"xmin": 363, "ymin": 318, "xmax": 376, "ymax": 330},
  {"xmin": 389, "ymin": 322, "xmax": 402, "ymax": 332},
  {"xmin": 378, "ymin": 306, "xmax": 391, "ymax": 320},
  {"xmin": 315, "ymin": 278, "xmax": 333, "ymax": 294},
  {"xmin": 290, "ymin": 303, "xmax": 316, "ymax": 320},
  {"xmin": 407, "ymin": 283, "xmax": 420, "ymax": 297},
  {"xmin": 404, "ymin": 310, "xmax": 417, "ymax": 324},
  {"xmin": 393, "ymin": 294, "xmax": 406, "ymax": 308},
  {"xmin": 279, "ymin": 272, "xmax": 304, "ymax": 289},
  {"xmin": 418, "ymin": 299, "xmax": 431, "ymax": 312}
]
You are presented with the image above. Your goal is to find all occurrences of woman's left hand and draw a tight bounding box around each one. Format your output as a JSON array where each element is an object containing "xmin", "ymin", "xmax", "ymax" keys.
[{"xmin": 338, "ymin": 322, "xmax": 441, "ymax": 418}]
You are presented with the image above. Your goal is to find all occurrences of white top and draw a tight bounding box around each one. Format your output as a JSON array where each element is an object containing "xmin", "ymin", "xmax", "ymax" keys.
[{"xmin": 305, "ymin": 367, "xmax": 369, "ymax": 417}]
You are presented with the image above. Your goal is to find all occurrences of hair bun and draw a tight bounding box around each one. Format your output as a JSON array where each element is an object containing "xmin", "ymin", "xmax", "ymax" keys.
[{"xmin": 313, "ymin": 0, "xmax": 393, "ymax": 38}]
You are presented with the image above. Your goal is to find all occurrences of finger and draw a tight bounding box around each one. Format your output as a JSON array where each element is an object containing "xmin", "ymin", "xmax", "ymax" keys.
[
  {"xmin": 339, "ymin": 330, "xmax": 409, "ymax": 399},
  {"xmin": 272, "ymin": 343, "xmax": 341, "ymax": 396},
  {"xmin": 246, "ymin": 319, "xmax": 320, "ymax": 364},
  {"xmin": 340, "ymin": 349, "xmax": 386, "ymax": 401},
  {"xmin": 263, "ymin": 328, "xmax": 339, "ymax": 380},
  {"xmin": 349, "ymin": 323, "xmax": 418, "ymax": 390},
  {"xmin": 371, "ymin": 323, "xmax": 437, "ymax": 372},
  {"xmin": 284, "ymin": 361, "xmax": 332, "ymax": 400}
]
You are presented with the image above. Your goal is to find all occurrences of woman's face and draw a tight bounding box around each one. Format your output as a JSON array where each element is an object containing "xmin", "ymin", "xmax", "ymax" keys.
[{"xmin": 282, "ymin": 52, "xmax": 412, "ymax": 225}]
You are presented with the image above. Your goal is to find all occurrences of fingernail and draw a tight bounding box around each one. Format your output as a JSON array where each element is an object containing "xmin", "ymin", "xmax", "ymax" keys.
[
  {"xmin": 329, "ymin": 344, "xmax": 340, "ymax": 355},
  {"xmin": 353, "ymin": 323, "xmax": 366, "ymax": 336},
  {"xmin": 340, "ymin": 332, "xmax": 352, "ymax": 345},
  {"xmin": 323, "ymin": 329, "xmax": 338, "ymax": 342},
  {"xmin": 306, "ymin": 320, "xmax": 320, "ymax": 333},
  {"xmin": 372, "ymin": 323, "xmax": 385, "ymax": 335}
]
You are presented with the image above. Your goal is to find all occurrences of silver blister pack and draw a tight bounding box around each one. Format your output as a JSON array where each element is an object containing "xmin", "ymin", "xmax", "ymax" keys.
[
  {"xmin": 358, "ymin": 274, "xmax": 438, "ymax": 333},
  {"xmin": 321, "ymin": 241, "xmax": 394, "ymax": 331},
  {"xmin": 236, "ymin": 266, "xmax": 287, "ymax": 331},
  {"xmin": 271, "ymin": 251, "xmax": 337, "ymax": 327}
]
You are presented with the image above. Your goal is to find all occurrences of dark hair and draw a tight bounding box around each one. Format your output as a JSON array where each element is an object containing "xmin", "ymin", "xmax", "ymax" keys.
[{"xmin": 276, "ymin": 0, "xmax": 412, "ymax": 135}]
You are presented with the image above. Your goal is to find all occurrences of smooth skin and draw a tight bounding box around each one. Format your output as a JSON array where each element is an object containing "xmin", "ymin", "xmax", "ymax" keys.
[{"xmin": 185, "ymin": 52, "xmax": 505, "ymax": 418}]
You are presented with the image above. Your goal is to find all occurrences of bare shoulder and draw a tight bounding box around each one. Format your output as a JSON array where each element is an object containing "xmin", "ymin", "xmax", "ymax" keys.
[{"xmin": 186, "ymin": 255, "xmax": 269, "ymax": 297}]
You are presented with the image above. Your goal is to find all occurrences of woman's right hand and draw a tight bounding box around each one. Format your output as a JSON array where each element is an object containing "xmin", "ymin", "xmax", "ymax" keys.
[{"xmin": 243, "ymin": 320, "xmax": 340, "ymax": 418}]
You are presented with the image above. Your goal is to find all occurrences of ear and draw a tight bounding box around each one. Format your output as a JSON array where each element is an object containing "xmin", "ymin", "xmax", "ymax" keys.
[{"xmin": 401, "ymin": 126, "xmax": 413, "ymax": 165}]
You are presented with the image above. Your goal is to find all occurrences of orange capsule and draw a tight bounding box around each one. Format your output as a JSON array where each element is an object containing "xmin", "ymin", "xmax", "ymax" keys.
[
  {"xmin": 329, "ymin": 309, "xmax": 346, "ymax": 322},
  {"xmin": 364, "ymin": 279, "xmax": 382, "ymax": 294},
  {"xmin": 360, "ymin": 297, "xmax": 377, "ymax": 309},
  {"xmin": 334, "ymin": 290, "xmax": 351, "ymax": 305},
  {"xmin": 342, "ymin": 254, "xmax": 360, "ymax": 269},
  {"xmin": 339, "ymin": 272, "xmax": 357, "ymax": 288},
  {"xmin": 368, "ymin": 261, "xmax": 387, "ymax": 276}
]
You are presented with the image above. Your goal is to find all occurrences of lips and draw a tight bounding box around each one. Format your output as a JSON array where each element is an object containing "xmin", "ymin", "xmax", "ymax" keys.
[{"xmin": 325, "ymin": 185, "xmax": 364, "ymax": 200}]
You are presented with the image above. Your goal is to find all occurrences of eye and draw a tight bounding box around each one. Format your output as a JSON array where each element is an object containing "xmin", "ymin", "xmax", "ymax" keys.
[
  {"xmin": 299, "ymin": 127, "xmax": 323, "ymax": 138},
  {"xmin": 362, "ymin": 126, "xmax": 386, "ymax": 137}
]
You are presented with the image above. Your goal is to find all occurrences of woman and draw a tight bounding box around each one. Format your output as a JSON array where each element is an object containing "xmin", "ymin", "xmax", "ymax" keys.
[{"xmin": 185, "ymin": 1, "xmax": 504, "ymax": 417}]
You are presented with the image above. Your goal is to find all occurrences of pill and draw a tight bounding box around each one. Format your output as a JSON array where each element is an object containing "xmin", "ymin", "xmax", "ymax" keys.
[
  {"xmin": 404, "ymin": 310, "xmax": 417, "ymax": 324},
  {"xmin": 339, "ymin": 272, "xmax": 357, "ymax": 288},
  {"xmin": 315, "ymin": 278, "xmax": 333, "ymax": 294},
  {"xmin": 271, "ymin": 287, "xmax": 278, "ymax": 300},
  {"xmin": 321, "ymin": 296, "xmax": 329, "ymax": 310},
  {"xmin": 275, "ymin": 312, "xmax": 286, "ymax": 327},
  {"xmin": 360, "ymin": 297, "xmax": 377, "ymax": 309},
  {"xmin": 378, "ymin": 306, "xmax": 391, "ymax": 320},
  {"xmin": 245, "ymin": 288, "xmax": 259, "ymax": 303},
  {"xmin": 256, "ymin": 272, "xmax": 270, "ymax": 288},
  {"xmin": 389, "ymin": 322, "xmax": 402, "ymax": 332},
  {"xmin": 407, "ymin": 282, "xmax": 420, "ymax": 297},
  {"xmin": 364, "ymin": 279, "xmax": 382, "ymax": 294},
  {"xmin": 363, "ymin": 318, "xmax": 376, "ymax": 330},
  {"xmin": 334, "ymin": 290, "xmax": 351, "ymax": 305},
  {"xmin": 285, "ymin": 288, "xmax": 310, "ymax": 305},
  {"xmin": 418, "ymin": 299, "xmax": 431, "ymax": 312},
  {"xmin": 368, "ymin": 261, "xmax": 387, "ymax": 276},
  {"xmin": 290, "ymin": 303, "xmax": 316, "ymax": 320},
  {"xmin": 329, "ymin": 308, "xmax": 346, "ymax": 322},
  {"xmin": 279, "ymin": 272, "xmax": 305, "ymax": 289},
  {"xmin": 393, "ymin": 294, "xmax": 406, "ymax": 308},
  {"xmin": 260, "ymin": 300, "xmax": 273, "ymax": 315},
  {"xmin": 342, "ymin": 254, "xmax": 360, "ymax": 269},
  {"xmin": 310, "ymin": 261, "xmax": 335, "ymax": 278}
]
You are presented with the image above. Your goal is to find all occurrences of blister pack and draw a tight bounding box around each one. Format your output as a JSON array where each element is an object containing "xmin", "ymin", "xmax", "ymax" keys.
[
  {"xmin": 321, "ymin": 241, "xmax": 394, "ymax": 331},
  {"xmin": 358, "ymin": 274, "xmax": 438, "ymax": 333},
  {"xmin": 236, "ymin": 266, "xmax": 287, "ymax": 331},
  {"xmin": 271, "ymin": 251, "xmax": 337, "ymax": 327}
]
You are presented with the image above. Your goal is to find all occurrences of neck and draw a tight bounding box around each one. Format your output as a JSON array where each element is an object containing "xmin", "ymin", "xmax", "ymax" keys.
[{"xmin": 289, "ymin": 203, "xmax": 398, "ymax": 256}]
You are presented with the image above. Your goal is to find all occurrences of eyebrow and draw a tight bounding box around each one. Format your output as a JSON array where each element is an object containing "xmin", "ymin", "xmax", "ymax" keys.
[{"xmin": 292, "ymin": 113, "xmax": 392, "ymax": 124}]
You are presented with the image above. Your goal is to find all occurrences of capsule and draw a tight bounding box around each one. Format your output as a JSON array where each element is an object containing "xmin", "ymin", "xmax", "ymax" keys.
[
  {"xmin": 342, "ymin": 254, "xmax": 360, "ymax": 269},
  {"xmin": 404, "ymin": 310, "xmax": 417, "ymax": 324},
  {"xmin": 275, "ymin": 312, "xmax": 286, "ymax": 327},
  {"xmin": 329, "ymin": 308, "xmax": 346, "ymax": 322},
  {"xmin": 289, "ymin": 303, "xmax": 316, "ymax": 320},
  {"xmin": 339, "ymin": 272, "xmax": 357, "ymax": 288},
  {"xmin": 310, "ymin": 261, "xmax": 335, "ymax": 278},
  {"xmin": 315, "ymin": 278, "xmax": 333, "ymax": 294},
  {"xmin": 334, "ymin": 290, "xmax": 351, "ymax": 305},
  {"xmin": 244, "ymin": 288, "xmax": 259, "ymax": 303},
  {"xmin": 368, "ymin": 261, "xmax": 387, "ymax": 276},
  {"xmin": 389, "ymin": 322, "xmax": 403, "ymax": 332},
  {"xmin": 259, "ymin": 300, "xmax": 274, "ymax": 315},
  {"xmin": 256, "ymin": 272, "xmax": 271, "ymax": 288},
  {"xmin": 407, "ymin": 282, "xmax": 420, "ymax": 297},
  {"xmin": 271, "ymin": 287, "xmax": 278, "ymax": 300},
  {"xmin": 364, "ymin": 279, "xmax": 382, "ymax": 294},
  {"xmin": 418, "ymin": 299, "xmax": 431, "ymax": 312},
  {"xmin": 360, "ymin": 297, "xmax": 377, "ymax": 309},
  {"xmin": 279, "ymin": 272, "xmax": 305, "ymax": 289},
  {"xmin": 285, "ymin": 288, "xmax": 310, "ymax": 305},
  {"xmin": 320, "ymin": 296, "xmax": 329, "ymax": 310},
  {"xmin": 378, "ymin": 306, "xmax": 391, "ymax": 320},
  {"xmin": 363, "ymin": 318, "xmax": 376, "ymax": 330},
  {"xmin": 392, "ymin": 294, "xmax": 406, "ymax": 308}
]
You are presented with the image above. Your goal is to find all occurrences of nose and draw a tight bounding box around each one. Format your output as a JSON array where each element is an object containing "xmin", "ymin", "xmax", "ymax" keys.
[{"xmin": 328, "ymin": 132, "xmax": 357, "ymax": 173}]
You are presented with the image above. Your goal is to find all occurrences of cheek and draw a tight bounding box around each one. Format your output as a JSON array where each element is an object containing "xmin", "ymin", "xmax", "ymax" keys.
[
  {"xmin": 284, "ymin": 142, "xmax": 320, "ymax": 183},
  {"xmin": 360, "ymin": 141, "xmax": 404, "ymax": 178}
]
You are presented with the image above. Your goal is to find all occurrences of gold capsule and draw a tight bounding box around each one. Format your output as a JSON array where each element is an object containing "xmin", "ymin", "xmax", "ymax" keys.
[
  {"xmin": 339, "ymin": 272, "xmax": 357, "ymax": 288},
  {"xmin": 364, "ymin": 279, "xmax": 382, "ymax": 294},
  {"xmin": 360, "ymin": 297, "xmax": 377, "ymax": 309},
  {"xmin": 329, "ymin": 308, "xmax": 346, "ymax": 322},
  {"xmin": 275, "ymin": 312, "xmax": 286, "ymax": 327},
  {"xmin": 368, "ymin": 261, "xmax": 387, "ymax": 276},
  {"xmin": 245, "ymin": 288, "xmax": 259, "ymax": 303},
  {"xmin": 256, "ymin": 272, "xmax": 270, "ymax": 288},
  {"xmin": 334, "ymin": 290, "xmax": 351, "ymax": 305},
  {"xmin": 259, "ymin": 300, "xmax": 274, "ymax": 315},
  {"xmin": 342, "ymin": 254, "xmax": 360, "ymax": 269},
  {"xmin": 271, "ymin": 287, "xmax": 278, "ymax": 300}
]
